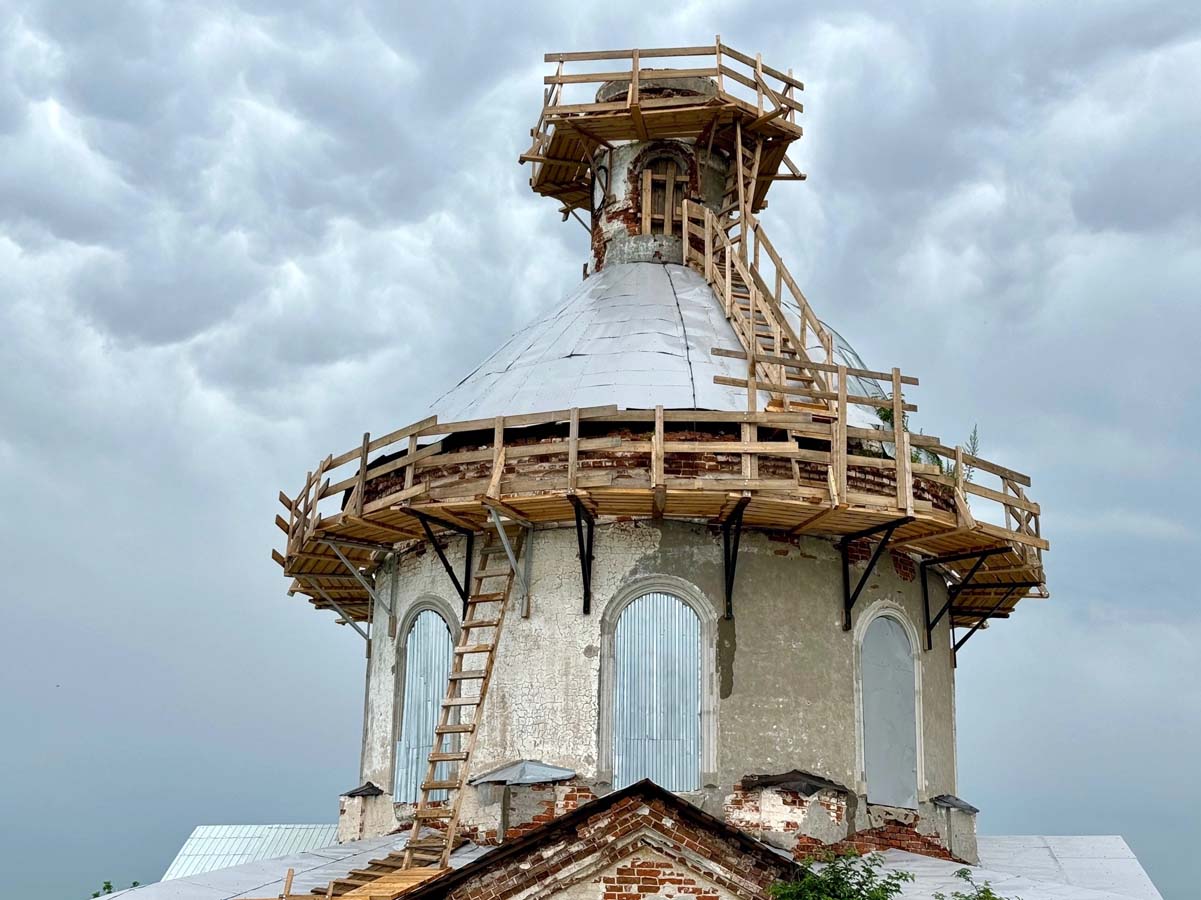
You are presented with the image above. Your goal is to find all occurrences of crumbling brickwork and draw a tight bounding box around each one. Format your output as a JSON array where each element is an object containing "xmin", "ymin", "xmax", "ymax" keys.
[
  {"xmin": 445, "ymin": 794, "xmax": 794, "ymax": 900},
  {"xmin": 792, "ymin": 816, "xmax": 956, "ymax": 862}
]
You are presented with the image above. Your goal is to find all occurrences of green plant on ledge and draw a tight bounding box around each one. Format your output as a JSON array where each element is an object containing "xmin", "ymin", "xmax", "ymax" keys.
[
  {"xmin": 770, "ymin": 849, "xmax": 914, "ymax": 900},
  {"xmin": 933, "ymin": 866, "xmax": 1018, "ymax": 900}
]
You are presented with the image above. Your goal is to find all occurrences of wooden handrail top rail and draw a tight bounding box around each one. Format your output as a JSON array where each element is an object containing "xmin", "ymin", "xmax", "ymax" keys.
[{"xmin": 712, "ymin": 348, "xmax": 920, "ymax": 386}]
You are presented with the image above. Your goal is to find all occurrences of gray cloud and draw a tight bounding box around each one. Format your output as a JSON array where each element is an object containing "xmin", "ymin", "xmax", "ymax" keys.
[{"xmin": 2, "ymin": 2, "xmax": 1199, "ymax": 898}]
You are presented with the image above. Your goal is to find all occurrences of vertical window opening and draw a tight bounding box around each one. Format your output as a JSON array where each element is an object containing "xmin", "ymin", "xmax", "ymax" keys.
[
  {"xmin": 640, "ymin": 158, "xmax": 688, "ymax": 237},
  {"xmin": 861, "ymin": 615, "xmax": 918, "ymax": 808},
  {"xmin": 612, "ymin": 591, "xmax": 701, "ymax": 790},
  {"xmin": 395, "ymin": 609, "xmax": 453, "ymax": 803}
]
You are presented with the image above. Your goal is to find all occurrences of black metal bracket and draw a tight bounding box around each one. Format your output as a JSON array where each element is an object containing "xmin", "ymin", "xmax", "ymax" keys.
[
  {"xmin": 721, "ymin": 497, "xmax": 751, "ymax": 620},
  {"xmin": 953, "ymin": 587, "xmax": 1016, "ymax": 656},
  {"xmin": 405, "ymin": 509, "xmax": 475, "ymax": 617},
  {"xmin": 920, "ymin": 547, "xmax": 1011, "ymax": 650},
  {"xmin": 839, "ymin": 517, "xmax": 914, "ymax": 631},
  {"xmin": 569, "ymin": 494, "xmax": 595, "ymax": 615}
]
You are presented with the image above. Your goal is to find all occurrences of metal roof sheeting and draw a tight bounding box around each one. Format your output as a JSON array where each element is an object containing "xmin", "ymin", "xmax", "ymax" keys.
[
  {"xmin": 431, "ymin": 262, "xmax": 883, "ymax": 429},
  {"xmin": 161, "ymin": 824, "xmax": 339, "ymax": 880}
]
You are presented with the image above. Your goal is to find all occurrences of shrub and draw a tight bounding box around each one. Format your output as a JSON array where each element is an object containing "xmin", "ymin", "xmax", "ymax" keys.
[{"xmin": 770, "ymin": 849, "xmax": 914, "ymax": 900}]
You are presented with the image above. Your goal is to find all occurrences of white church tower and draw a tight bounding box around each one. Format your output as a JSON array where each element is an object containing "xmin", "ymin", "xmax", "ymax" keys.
[{"xmin": 274, "ymin": 41, "xmax": 1048, "ymax": 872}]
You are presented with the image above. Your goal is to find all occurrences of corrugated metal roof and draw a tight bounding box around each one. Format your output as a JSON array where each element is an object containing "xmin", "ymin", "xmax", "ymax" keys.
[
  {"xmin": 103, "ymin": 832, "xmax": 486, "ymax": 900},
  {"xmin": 430, "ymin": 262, "xmax": 881, "ymax": 430},
  {"xmin": 161, "ymin": 825, "xmax": 339, "ymax": 880}
]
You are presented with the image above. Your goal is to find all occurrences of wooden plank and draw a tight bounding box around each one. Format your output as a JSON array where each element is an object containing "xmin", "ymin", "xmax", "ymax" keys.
[
  {"xmin": 713, "ymin": 347, "xmax": 918, "ymax": 385},
  {"xmin": 544, "ymin": 46, "xmax": 713, "ymax": 63},
  {"xmin": 642, "ymin": 167, "xmax": 653, "ymax": 234}
]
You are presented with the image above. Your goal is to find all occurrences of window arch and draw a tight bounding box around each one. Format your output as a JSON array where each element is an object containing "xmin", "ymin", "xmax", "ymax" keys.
[
  {"xmin": 857, "ymin": 609, "xmax": 921, "ymax": 809},
  {"xmin": 394, "ymin": 607, "xmax": 453, "ymax": 803},
  {"xmin": 599, "ymin": 577, "xmax": 717, "ymax": 792}
]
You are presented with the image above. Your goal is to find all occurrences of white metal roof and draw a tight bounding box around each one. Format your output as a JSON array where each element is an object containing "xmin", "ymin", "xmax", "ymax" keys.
[
  {"xmin": 430, "ymin": 262, "xmax": 881, "ymax": 429},
  {"xmin": 111, "ymin": 832, "xmax": 1160, "ymax": 900},
  {"xmin": 161, "ymin": 825, "xmax": 339, "ymax": 881},
  {"xmin": 105, "ymin": 832, "xmax": 487, "ymax": 900}
]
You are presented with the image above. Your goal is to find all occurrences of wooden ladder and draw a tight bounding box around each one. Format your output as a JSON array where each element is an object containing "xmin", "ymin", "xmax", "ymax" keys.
[{"xmin": 400, "ymin": 519, "xmax": 526, "ymax": 869}]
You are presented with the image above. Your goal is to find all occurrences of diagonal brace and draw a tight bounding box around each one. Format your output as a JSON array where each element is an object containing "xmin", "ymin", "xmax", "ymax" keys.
[
  {"xmin": 569, "ymin": 494, "xmax": 595, "ymax": 615},
  {"xmin": 325, "ymin": 541, "xmax": 390, "ymax": 617},
  {"xmin": 402, "ymin": 509, "xmax": 475, "ymax": 616},
  {"xmin": 488, "ymin": 507, "xmax": 529, "ymax": 604},
  {"xmin": 722, "ymin": 497, "xmax": 751, "ymax": 620},
  {"xmin": 839, "ymin": 517, "xmax": 913, "ymax": 631},
  {"xmin": 953, "ymin": 587, "xmax": 1016, "ymax": 655},
  {"xmin": 921, "ymin": 546, "xmax": 1011, "ymax": 650},
  {"xmin": 306, "ymin": 582, "xmax": 369, "ymax": 641}
]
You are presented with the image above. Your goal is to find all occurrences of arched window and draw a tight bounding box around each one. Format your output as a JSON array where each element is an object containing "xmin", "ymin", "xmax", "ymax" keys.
[
  {"xmin": 612, "ymin": 591, "xmax": 702, "ymax": 791},
  {"xmin": 860, "ymin": 614, "xmax": 919, "ymax": 808},
  {"xmin": 395, "ymin": 609, "xmax": 453, "ymax": 803}
]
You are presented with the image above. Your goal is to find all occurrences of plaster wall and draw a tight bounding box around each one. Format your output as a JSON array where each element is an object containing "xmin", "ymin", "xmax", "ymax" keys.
[{"xmin": 353, "ymin": 518, "xmax": 958, "ymax": 843}]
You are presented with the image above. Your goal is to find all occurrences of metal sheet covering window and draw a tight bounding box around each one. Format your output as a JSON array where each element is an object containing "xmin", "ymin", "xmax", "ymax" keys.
[
  {"xmin": 861, "ymin": 615, "xmax": 918, "ymax": 808},
  {"xmin": 613, "ymin": 591, "xmax": 701, "ymax": 791},
  {"xmin": 395, "ymin": 610, "xmax": 453, "ymax": 803}
]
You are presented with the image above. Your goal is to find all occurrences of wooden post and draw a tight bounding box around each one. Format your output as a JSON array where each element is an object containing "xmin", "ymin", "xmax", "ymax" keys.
[
  {"xmin": 836, "ymin": 365, "xmax": 848, "ymax": 502},
  {"xmin": 892, "ymin": 368, "xmax": 914, "ymax": 515},
  {"xmin": 652, "ymin": 405, "xmax": 665, "ymax": 488},
  {"xmin": 630, "ymin": 48, "xmax": 640, "ymax": 106},
  {"xmin": 568, "ymin": 407, "xmax": 580, "ymax": 492},
  {"xmin": 724, "ymin": 236, "xmax": 732, "ymax": 316},
  {"xmin": 735, "ymin": 119, "xmax": 746, "ymax": 262},
  {"xmin": 641, "ymin": 167, "xmax": 653, "ymax": 235},
  {"xmin": 680, "ymin": 198, "xmax": 690, "ymax": 260},
  {"xmin": 665, "ymin": 162, "xmax": 676, "ymax": 237},
  {"xmin": 715, "ymin": 35, "xmax": 724, "ymax": 93},
  {"xmin": 747, "ymin": 287, "xmax": 759, "ymax": 412},
  {"xmin": 704, "ymin": 208, "xmax": 713, "ymax": 282},
  {"xmin": 352, "ymin": 431, "xmax": 370, "ymax": 517},
  {"xmin": 403, "ymin": 432, "xmax": 418, "ymax": 490},
  {"xmin": 756, "ymin": 53, "xmax": 764, "ymax": 114}
]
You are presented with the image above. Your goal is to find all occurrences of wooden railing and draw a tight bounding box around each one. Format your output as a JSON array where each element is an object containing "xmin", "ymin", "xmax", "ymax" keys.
[
  {"xmin": 278, "ymin": 400, "xmax": 1047, "ymax": 580},
  {"xmin": 523, "ymin": 39, "xmax": 804, "ymax": 185}
]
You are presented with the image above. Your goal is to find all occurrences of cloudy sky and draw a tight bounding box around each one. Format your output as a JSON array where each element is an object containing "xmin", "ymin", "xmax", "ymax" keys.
[{"xmin": 1, "ymin": 1, "xmax": 1198, "ymax": 897}]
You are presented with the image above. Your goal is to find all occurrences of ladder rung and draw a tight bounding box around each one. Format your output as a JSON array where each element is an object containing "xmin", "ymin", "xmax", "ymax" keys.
[
  {"xmin": 441, "ymin": 697, "xmax": 480, "ymax": 707},
  {"xmin": 448, "ymin": 671, "xmax": 486, "ymax": 681},
  {"xmin": 467, "ymin": 592, "xmax": 506, "ymax": 602},
  {"xmin": 462, "ymin": 618, "xmax": 500, "ymax": 629},
  {"xmin": 414, "ymin": 807, "xmax": 455, "ymax": 818},
  {"xmin": 454, "ymin": 644, "xmax": 494, "ymax": 654},
  {"xmin": 420, "ymin": 780, "xmax": 461, "ymax": 791},
  {"xmin": 435, "ymin": 724, "xmax": 475, "ymax": 734},
  {"xmin": 429, "ymin": 751, "xmax": 469, "ymax": 761},
  {"xmin": 407, "ymin": 847, "xmax": 446, "ymax": 859},
  {"xmin": 473, "ymin": 570, "xmax": 512, "ymax": 579},
  {"xmin": 408, "ymin": 837, "xmax": 449, "ymax": 849}
]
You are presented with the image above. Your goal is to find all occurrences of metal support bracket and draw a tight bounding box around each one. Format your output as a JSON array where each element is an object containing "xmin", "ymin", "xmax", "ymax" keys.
[
  {"xmin": 307, "ymin": 582, "xmax": 369, "ymax": 641},
  {"xmin": 721, "ymin": 497, "xmax": 751, "ymax": 620},
  {"xmin": 839, "ymin": 516, "xmax": 914, "ymax": 631},
  {"xmin": 402, "ymin": 509, "xmax": 475, "ymax": 617},
  {"xmin": 953, "ymin": 587, "xmax": 1017, "ymax": 656},
  {"xmin": 569, "ymin": 494, "xmax": 595, "ymax": 615},
  {"xmin": 323, "ymin": 541, "xmax": 390, "ymax": 617},
  {"xmin": 488, "ymin": 507, "xmax": 529, "ymax": 607},
  {"xmin": 920, "ymin": 546, "xmax": 1011, "ymax": 650}
]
